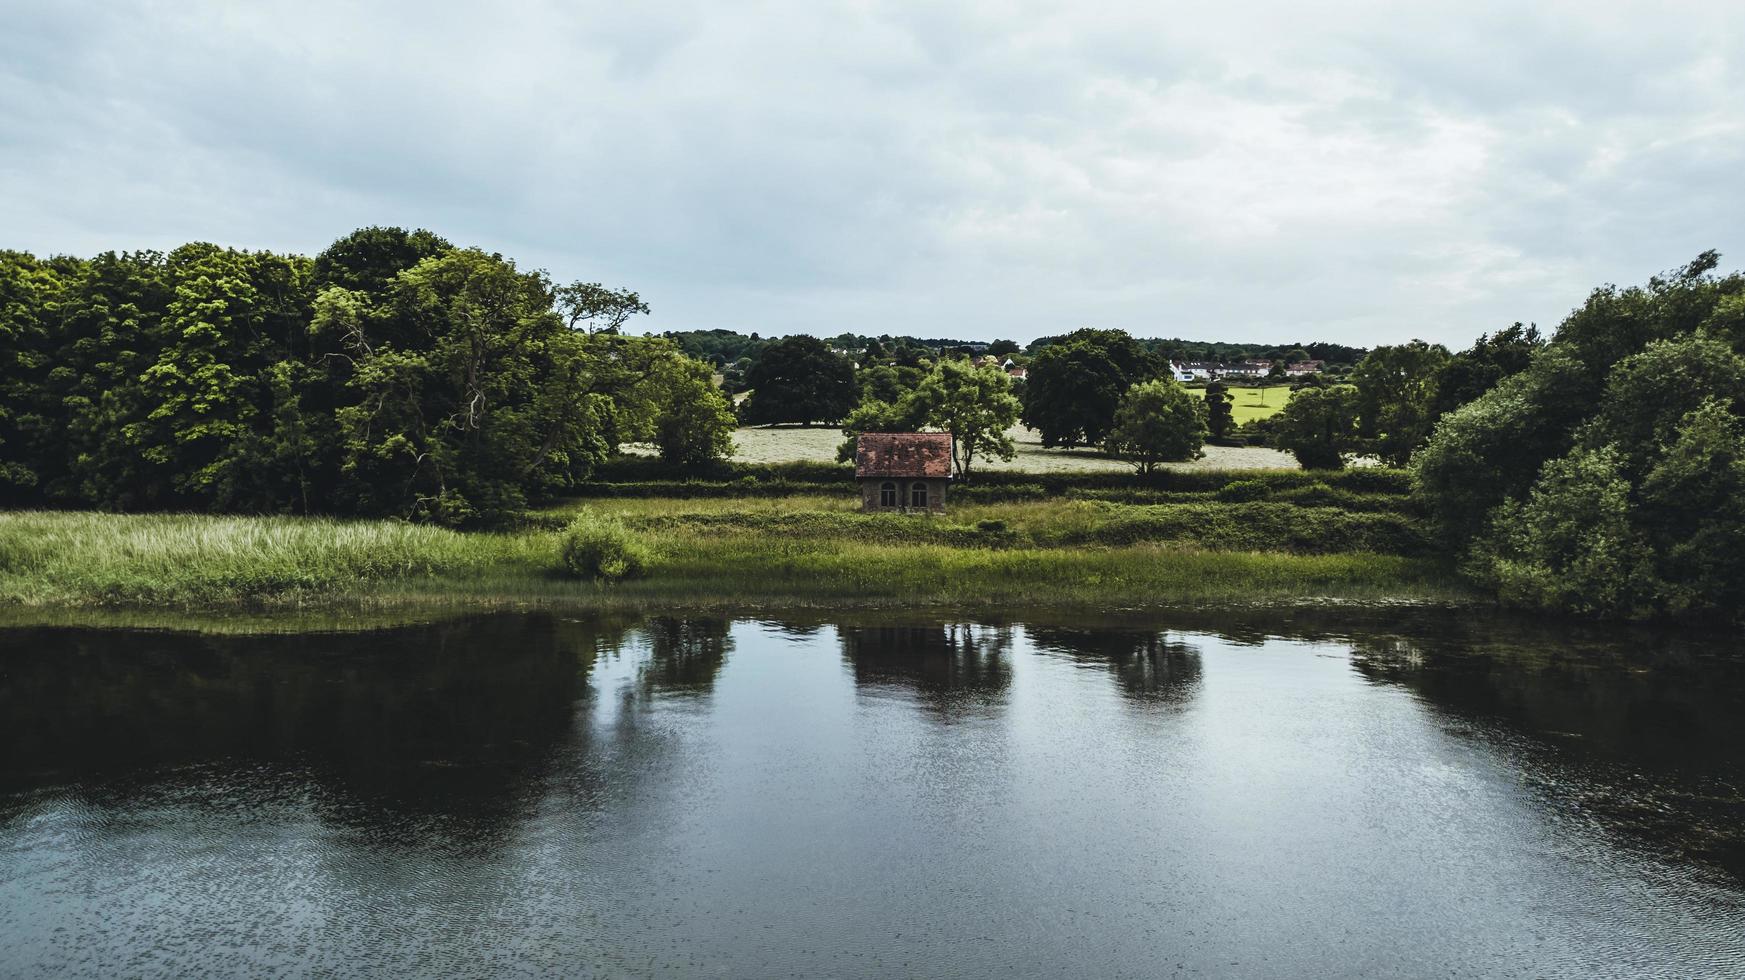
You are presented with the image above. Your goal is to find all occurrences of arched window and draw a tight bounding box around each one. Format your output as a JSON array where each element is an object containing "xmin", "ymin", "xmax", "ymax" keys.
[
  {"xmin": 879, "ymin": 481, "xmax": 898, "ymax": 508},
  {"xmin": 910, "ymin": 481, "xmax": 928, "ymax": 509}
]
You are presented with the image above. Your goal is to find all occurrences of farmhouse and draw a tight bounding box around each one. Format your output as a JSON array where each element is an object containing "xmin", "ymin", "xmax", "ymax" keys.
[{"xmin": 855, "ymin": 432, "xmax": 951, "ymax": 513}]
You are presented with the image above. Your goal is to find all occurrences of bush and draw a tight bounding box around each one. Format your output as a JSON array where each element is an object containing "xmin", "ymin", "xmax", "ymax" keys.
[
  {"xmin": 1216, "ymin": 479, "xmax": 1272, "ymax": 502},
  {"xmin": 1275, "ymin": 482, "xmax": 1343, "ymax": 508},
  {"xmin": 559, "ymin": 511, "xmax": 649, "ymax": 581}
]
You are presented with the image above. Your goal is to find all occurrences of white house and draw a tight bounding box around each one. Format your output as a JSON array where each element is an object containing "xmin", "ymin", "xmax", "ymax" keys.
[{"xmin": 1219, "ymin": 360, "xmax": 1274, "ymax": 379}]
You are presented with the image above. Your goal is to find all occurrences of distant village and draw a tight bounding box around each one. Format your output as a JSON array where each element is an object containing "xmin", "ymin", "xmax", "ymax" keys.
[{"xmin": 972, "ymin": 354, "xmax": 1324, "ymax": 383}]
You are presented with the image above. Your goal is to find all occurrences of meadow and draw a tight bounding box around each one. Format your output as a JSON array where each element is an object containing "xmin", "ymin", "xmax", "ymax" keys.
[
  {"xmin": 0, "ymin": 464, "xmax": 1467, "ymax": 625},
  {"xmin": 1191, "ymin": 384, "xmax": 1297, "ymax": 424},
  {"xmin": 634, "ymin": 424, "xmax": 1297, "ymax": 471}
]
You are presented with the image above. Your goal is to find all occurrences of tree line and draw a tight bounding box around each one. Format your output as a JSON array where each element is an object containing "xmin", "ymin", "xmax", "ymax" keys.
[
  {"xmin": 0, "ymin": 228, "xmax": 736, "ymax": 524},
  {"xmin": 722, "ymin": 321, "xmax": 1549, "ymax": 479},
  {"xmin": 667, "ymin": 325, "xmax": 1365, "ymax": 396}
]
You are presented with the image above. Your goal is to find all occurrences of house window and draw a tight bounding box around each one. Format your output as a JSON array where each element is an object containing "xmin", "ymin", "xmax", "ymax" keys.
[
  {"xmin": 910, "ymin": 481, "xmax": 928, "ymax": 509},
  {"xmin": 879, "ymin": 482, "xmax": 898, "ymax": 507}
]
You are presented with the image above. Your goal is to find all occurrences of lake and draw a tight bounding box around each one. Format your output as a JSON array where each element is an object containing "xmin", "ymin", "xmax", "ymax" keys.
[{"xmin": 1, "ymin": 609, "xmax": 1742, "ymax": 977}]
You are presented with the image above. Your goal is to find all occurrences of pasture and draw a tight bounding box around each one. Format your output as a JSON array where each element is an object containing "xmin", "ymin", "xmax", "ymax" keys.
[
  {"xmin": 640, "ymin": 424, "xmax": 1297, "ymax": 472},
  {"xmin": 1194, "ymin": 384, "xmax": 1296, "ymax": 424}
]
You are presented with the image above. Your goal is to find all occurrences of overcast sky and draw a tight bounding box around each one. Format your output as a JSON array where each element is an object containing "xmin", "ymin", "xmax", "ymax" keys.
[{"xmin": 3, "ymin": 1, "xmax": 1741, "ymax": 347}]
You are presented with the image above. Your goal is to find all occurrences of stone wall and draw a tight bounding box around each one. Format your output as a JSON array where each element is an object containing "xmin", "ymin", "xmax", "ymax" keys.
[{"xmin": 858, "ymin": 478, "xmax": 948, "ymax": 513}]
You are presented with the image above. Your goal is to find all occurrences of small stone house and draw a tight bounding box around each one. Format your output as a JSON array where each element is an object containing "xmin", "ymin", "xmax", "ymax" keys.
[{"xmin": 855, "ymin": 433, "xmax": 951, "ymax": 513}]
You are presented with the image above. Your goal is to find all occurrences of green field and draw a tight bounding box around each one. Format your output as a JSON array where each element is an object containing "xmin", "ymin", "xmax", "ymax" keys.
[
  {"xmin": 1194, "ymin": 385, "xmax": 1296, "ymax": 424},
  {"xmin": 635, "ymin": 424, "xmax": 1298, "ymax": 471}
]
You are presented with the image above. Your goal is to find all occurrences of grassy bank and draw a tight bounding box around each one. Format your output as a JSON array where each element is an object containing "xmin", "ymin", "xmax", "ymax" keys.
[
  {"xmin": 0, "ymin": 509, "xmax": 1462, "ymax": 617},
  {"xmin": 0, "ymin": 466, "xmax": 1470, "ymax": 620}
]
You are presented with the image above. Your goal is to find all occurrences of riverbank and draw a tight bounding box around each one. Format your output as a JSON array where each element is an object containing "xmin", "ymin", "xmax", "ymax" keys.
[{"xmin": 0, "ymin": 466, "xmax": 1472, "ymax": 627}]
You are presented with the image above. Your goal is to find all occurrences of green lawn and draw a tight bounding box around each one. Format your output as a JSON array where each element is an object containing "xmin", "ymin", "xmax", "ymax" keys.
[{"xmin": 1194, "ymin": 385, "xmax": 1295, "ymax": 424}]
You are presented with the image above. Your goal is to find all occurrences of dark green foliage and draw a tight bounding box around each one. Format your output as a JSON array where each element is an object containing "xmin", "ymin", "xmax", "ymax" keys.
[
  {"xmin": 1351, "ymin": 340, "xmax": 1452, "ymax": 466},
  {"xmin": 1216, "ymin": 479, "xmax": 1272, "ymax": 503},
  {"xmin": 857, "ymin": 363, "xmax": 925, "ymax": 404},
  {"xmin": 1416, "ymin": 252, "xmax": 1745, "ymax": 618},
  {"xmin": 0, "ymin": 230, "xmax": 732, "ymax": 523},
  {"xmin": 835, "ymin": 360, "xmax": 1020, "ymax": 479},
  {"xmin": 1411, "ymin": 346, "xmax": 1594, "ymax": 546},
  {"xmin": 1203, "ymin": 380, "xmax": 1235, "ymax": 440},
  {"xmin": 559, "ymin": 511, "xmax": 649, "ymax": 581},
  {"xmin": 313, "ymin": 226, "xmax": 452, "ymax": 294},
  {"xmin": 1272, "ymin": 385, "xmax": 1361, "ymax": 469},
  {"xmin": 1105, "ymin": 379, "xmax": 1206, "ymax": 474},
  {"xmin": 835, "ymin": 397, "xmax": 932, "ymax": 463},
  {"xmin": 655, "ymin": 371, "xmax": 738, "ymax": 467},
  {"xmin": 909, "ymin": 360, "xmax": 1021, "ymax": 479},
  {"xmin": 1021, "ymin": 328, "xmax": 1161, "ymax": 448},
  {"xmin": 740, "ymin": 335, "xmax": 858, "ymax": 425},
  {"xmin": 1431, "ymin": 322, "xmax": 1544, "ymax": 416}
]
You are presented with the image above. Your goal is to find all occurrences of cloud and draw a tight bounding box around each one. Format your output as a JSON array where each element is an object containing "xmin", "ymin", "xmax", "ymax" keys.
[{"xmin": 2, "ymin": 0, "xmax": 1741, "ymax": 347}]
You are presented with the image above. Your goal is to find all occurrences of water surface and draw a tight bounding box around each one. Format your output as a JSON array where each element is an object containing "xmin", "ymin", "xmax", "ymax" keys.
[{"xmin": 1, "ymin": 609, "xmax": 1742, "ymax": 977}]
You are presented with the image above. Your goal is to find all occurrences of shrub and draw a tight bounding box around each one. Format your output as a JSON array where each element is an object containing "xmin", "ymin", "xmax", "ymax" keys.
[
  {"xmin": 1275, "ymin": 482, "xmax": 1344, "ymax": 508},
  {"xmin": 1216, "ymin": 479, "xmax": 1272, "ymax": 502},
  {"xmin": 559, "ymin": 511, "xmax": 649, "ymax": 581},
  {"xmin": 655, "ymin": 374, "xmax": 737, "ymax": 466}
]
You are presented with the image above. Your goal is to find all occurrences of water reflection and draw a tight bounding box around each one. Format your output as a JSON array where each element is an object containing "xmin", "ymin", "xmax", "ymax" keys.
[
  {"xmin": 1026, "ymin": 626, "xmax": 1204, "ymax": 704},
  {"xmin": 1, "ymin": 609, "xmax": 1742, "ymax": 978},
  {"xmin": 1346, "ymin": 621, "xmax": 1745, "ymax": 877},
  {"xmin": 0, "ymin": 615, "xmax": 614, "ymax": 840},
  {"xmin": 839, "ymin": 623, "xmax": 1012, "ymax": 714},
  {"xmin": 633, "ymin": 616, "xmax": 732, "ymax": 698}
]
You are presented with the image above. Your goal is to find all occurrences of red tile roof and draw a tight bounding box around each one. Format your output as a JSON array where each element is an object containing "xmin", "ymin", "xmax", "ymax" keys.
[{"xmin": 854, "ymin": 432, "xmax": 953, "ymax": 479}]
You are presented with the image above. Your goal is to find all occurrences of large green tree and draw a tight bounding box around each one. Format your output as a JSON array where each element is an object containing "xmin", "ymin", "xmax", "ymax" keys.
[
  {"xmin": 0, "ymin": 229, "xmax": 730, "ymax": 524},
  {"xmin": 1020, "ymin": 328, "xmax": 1160, "ymax": 447},
  {"xmin": 1104, "ymin": 380, "xmax": 1206, "ymax": 474},
  {"xmin": 1350, "ymin": 340, "xmax": 1451, "ymax": 467},
  {"xmin": 835, "ymin": 360, "xmax": 1019, "ymax": 479},
  {"xmin": 740, "ymin": 335, "xmax": 858, "ymax": 425},
  {"xmin": 909, "ymin": 360, "xmax": 1021, "ymax": 480},
  {"xmin": 1431, "ymin": 322, "xmax": 1544, "ymax": 416},
  {"xmin": 1272, "ymin": 385, "xmax": 1361, "ymax": 469},
  {"xmin": 1416, "ymin": 252, "xmax": 1745, "ymax": 618}
]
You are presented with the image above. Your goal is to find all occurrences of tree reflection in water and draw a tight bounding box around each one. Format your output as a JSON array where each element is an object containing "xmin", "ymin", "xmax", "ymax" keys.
[
  {"xmin": 1025, "ymin": 627, "xmax": 1203, "ymax": 705},
  {"xmin": 838, "ymin": 623, "xmax": 1013, "ymax": 717},
  {"xmin": 1347, "ymin": 622, "xmax": 1745, "ymax": 879},
  {"xmin": 0, "ymin": 614, "xmax": 619, "ymax": 847},
  {"xmin": 632, "ymin": 617, "xmax": 733, "ymax": 699}
]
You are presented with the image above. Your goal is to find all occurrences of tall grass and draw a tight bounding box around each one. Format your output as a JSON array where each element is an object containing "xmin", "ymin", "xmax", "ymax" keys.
[
  {"xmin": 616, "ymin": 536, "xmax": 1460, "ymax": 607},
  {"xmin": 0, "ymin": 511, "xmax": 550, "ymax": 606},
  {"xmin": 562, "ymin": 498, "xmax": 1427, "ymax": 555},
  {"xmin": 0, "ymin": 501, "xmax": 1468, "ymax": 616}
]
